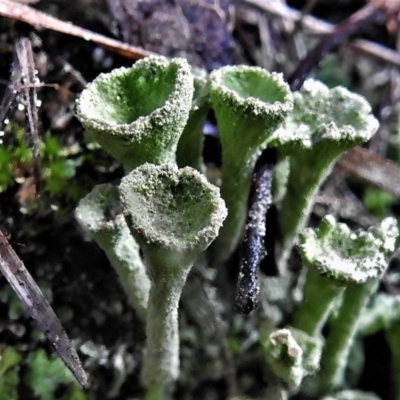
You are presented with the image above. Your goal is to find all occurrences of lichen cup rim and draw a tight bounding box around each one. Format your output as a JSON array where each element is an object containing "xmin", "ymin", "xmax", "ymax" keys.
[
  {"xmin": 299, "ymin": 215, "xmax": 399, "ymax": 284},
  {"xmin": 270, "ymin": 79, "xmax": 379, "ymax": 149},
  {"xmin": 209, "ymin": 65, "xmax": 293, "ymax": 120},
  {"xmin": 75, "ymin": 183, "xmax": 122, "ymax": 234},
  {"xmin": 119, "ymin": 163, "xmax": 227, "ymax": 253},
  {"xmin": 76, "ymin": 55, "xmax": 192, "ymax": 137}
]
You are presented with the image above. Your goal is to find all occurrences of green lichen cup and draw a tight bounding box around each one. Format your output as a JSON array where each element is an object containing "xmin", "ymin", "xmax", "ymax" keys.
[
  {"xmin": 75, "ymin": 184, "xmax": 150, "ymax": 320},
  {"xmin": 209, "ymin": 65, "xmax": 293, "ymax": 264},
  {"xmin": 76, "ymin": 56, "xmax": 193, "ymax": 171},
  {"xmin": 118, "ymin": 163, "xmax": 227, "ymax": 392},
  {"xmin": 271, "ymin": 79, "xmax": 379, "ymax": 269},
  {"xmin": 296, "ymin": 215, "xmax": 399, "ymax": 396}
]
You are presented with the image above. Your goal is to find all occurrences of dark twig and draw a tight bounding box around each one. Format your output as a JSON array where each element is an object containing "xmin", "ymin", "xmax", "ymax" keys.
[
  {"xmin": 288, "ymin": 5, "xmax": 386, "ymax": 91},
  {"xmin": 0, "ymin": 230, "xmax": 88, "ymax": 388},
  {"xmin": 235, "ymin": 162, "xmax": 273, "ymax": 314}
]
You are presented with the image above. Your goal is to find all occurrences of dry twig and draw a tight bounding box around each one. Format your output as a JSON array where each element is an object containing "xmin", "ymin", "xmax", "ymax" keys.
[
  {"xmin": 0, "ymin": 0, "xmax": 152, "ymax": 60},
  {"xmin": 0, "ymin": 230, "xmax": 88, "ymax": 388},
  {"xmin": 242, "ymin": 0, "xmax": 400, "ymax": 67}
]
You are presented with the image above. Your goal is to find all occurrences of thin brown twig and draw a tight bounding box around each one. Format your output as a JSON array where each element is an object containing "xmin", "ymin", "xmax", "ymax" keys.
[
  {"xmin": 288, "ymin": 5, "xmax": 386, "ymax": 90},
  {"xmin": 0, "ymin": 0, "xmax": 153, "ymax": 60},
  {"xmin": 0, "ymin": 230, "xmax": 88, "ymax": 388}
]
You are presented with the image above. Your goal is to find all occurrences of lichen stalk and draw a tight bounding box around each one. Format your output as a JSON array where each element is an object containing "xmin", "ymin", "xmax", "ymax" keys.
[
  {"xmin": 291, "ymin": 266, "xmax": 344, "ymax": 337},
  {"xmin": 386, "ymin": 318, "xmax": 400, "ymax": 400},
  {"xmin": 142, "ymin": 250, "xmax": 193, "ymax": 388},
  {"xmin": 176, "ymin": 68, "xmax": 209, "ymax": 172},
  {"xmin": 279, "ymin": 155, "xmax": 336, "ymax": 267},
  {"xmin": 317, "ymin": 280, "xmax": 377, "ymax": 396}
]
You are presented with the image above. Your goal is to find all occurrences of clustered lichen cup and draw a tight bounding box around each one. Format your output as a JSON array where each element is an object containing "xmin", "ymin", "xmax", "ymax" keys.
[
  {"xmin": 294, "ymin": 215, "xmax": 399, "ymax": 396},
  {"xmin": 74, "ymin": 53, "xmax": 398, "ymax": 400},
  {"xmin": 209, "ymin": 65, "xmax": 293, "ymax": 265},
  {"xmin": 76, "ymin": 56, "xmax": 193, "ymax": 172},
  {"xmin": 75, "ymin": 183, "xmax": 150, "ymax": 320},
  {"xmin": 119, "ymin": 163, "xmax": 227, "ymax": 392},
  {"xmin": 270, "ymin": 80, "xmax": 379, "ymax": 271}
]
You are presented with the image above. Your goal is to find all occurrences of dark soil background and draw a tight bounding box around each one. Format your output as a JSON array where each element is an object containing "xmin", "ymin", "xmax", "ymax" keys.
[{"xmin": 0, "ymin": 1, "xmax": 399, "ymax": 399}]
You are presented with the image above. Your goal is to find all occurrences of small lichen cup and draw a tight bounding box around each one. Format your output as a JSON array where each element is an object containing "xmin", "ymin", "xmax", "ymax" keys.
[
  {"xmin": 118, "ymin": 163, "xmax": 227, "ymax": 393},
  {"xmin": 76, "ymin": 55, "xmax": 193, "ymax": 172},
  {"xmin": 209, "ymin": 65, "xmax": 293, "ymax": 264},
  {"xmin": 75, "ymin": 184, "xmax": 150, "ymax": 320},
  {"xmin": 295, "ymin": 215, "xmax": 399, "ymax": 396},
  {"xmin": 264, "ymin": 327, "xmax": 322, "ymax": 390},
  {"xmin": 270, "ymin": 79, "xmax": 379, "ymax": 270}
]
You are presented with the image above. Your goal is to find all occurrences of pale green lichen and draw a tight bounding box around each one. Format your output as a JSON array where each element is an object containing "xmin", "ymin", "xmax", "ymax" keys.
[
  {"xmin": 118, "ymin": 163, "xmax": 226, "ymax": 391},
  {"xmin": 265, "ymin": 328, "xmax": 322, "ymax": 389},
  {"xmin": 271, "ymin": 79, "xmax": 379, "ymax": 270},
  {"xmin": 273, "ymin": 80, "xmax": 378, "ymax": 149},
  {"xmin": 300, "ymin": 215, "xmax": 397, "ymax": 284},
  {"xmin": 119, "ymin": 163, "xmax": 227, "ymax": 255},
  {"xmin": 75, "ymin": 184, "xmax": 150, "ymax": 320},
  {"xmin": 76, "ymin": 56, "xmax": 193, "ymax": 171},
  {"xmin": 209, "ymin": 65, "xmax": 293, "ymax": 264},
  {"xmin": 298, "ymin": 216, "xmax": 399, "ymax": 396},
  {"xmin": 293, "ymin": 215, "xmax": 398, "ymax": 338}
]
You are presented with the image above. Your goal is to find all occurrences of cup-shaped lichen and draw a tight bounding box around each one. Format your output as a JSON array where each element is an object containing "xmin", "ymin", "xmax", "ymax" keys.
[
  {"xmin": 209, "ymin": 65, "xmax": 293, "ymax": 264},
  {"xmin": 295, "ymin": 215, "xmax": 399, "ymax": 396},
  {"xmin": 118, "ymin": 163, "xmax": 227, "ymax": 391},
  {"xmin": 75, "ymin": 184, "xmax": 150, "ymax": 320},
  {"xmin": 76, "ymin": 56, "xmax": 193, "ymax": 171},
  {"xmin": 271, "ymin": 79, "xmax": 379, "ymax": 269},
  {"xmin": 265, "ymin": 328, "xmax": 322, "ymax": 389}
]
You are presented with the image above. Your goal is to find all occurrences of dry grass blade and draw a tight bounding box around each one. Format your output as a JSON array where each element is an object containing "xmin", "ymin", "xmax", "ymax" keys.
[
  {"xmin": 243, "ymin": 0, "xmax": 400, "ymax": 67},
  {"xmin": 0, "ymin": 230, "xmax": 88, "ymax": 389},
  {"xmin": 15, "ymin": 37, "xmax": 41, "ymax": 191},
  {"xmin": 15, "ymin": 37, "xmax": 39, "ymax": 159}
]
